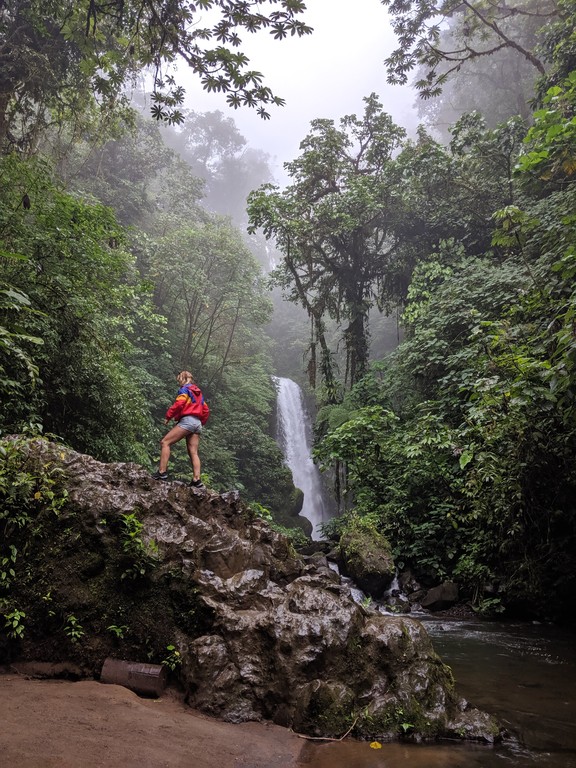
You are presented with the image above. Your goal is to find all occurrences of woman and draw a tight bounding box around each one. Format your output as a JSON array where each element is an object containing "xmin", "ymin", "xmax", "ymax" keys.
[{"xmin": 152, "ymin": 371, "xmax": 210, "ymax": 487}]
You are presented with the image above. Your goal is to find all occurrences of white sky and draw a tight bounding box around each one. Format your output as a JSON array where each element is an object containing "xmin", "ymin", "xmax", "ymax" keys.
[{"xmin": 178, "ymin": 0, "xmax": 416, "ymax": 181}]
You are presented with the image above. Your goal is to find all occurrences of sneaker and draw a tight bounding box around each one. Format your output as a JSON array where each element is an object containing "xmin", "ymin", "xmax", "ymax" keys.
[
  {"xmin": 152, "ymin": 470, "xmax": 169, "ymax": 481},
  {"xmin": 189, "ymin": 479, "xmax": 205, "ymax": 489}
]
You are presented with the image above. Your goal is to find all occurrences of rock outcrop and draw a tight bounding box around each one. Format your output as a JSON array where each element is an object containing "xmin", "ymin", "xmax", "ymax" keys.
[
  {"xmin": 0, "ymin": 438, "xmax": 500, "ymax": 743},
  {"xmin": 339, "ymin": 525, "xmax": 396, "ymax": 597}
]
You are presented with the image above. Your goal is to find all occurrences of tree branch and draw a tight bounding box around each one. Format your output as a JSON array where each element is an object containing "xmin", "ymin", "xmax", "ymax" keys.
[{"xmin": 460, "ymin": 0, "xmax": 546, "ymax": 73}]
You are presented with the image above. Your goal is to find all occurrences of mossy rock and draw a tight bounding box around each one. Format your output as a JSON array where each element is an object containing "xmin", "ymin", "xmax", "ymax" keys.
[
  {"xmin": 293, "ymin": 680, "xmax": 357, "ymax": 738},
  {"xmin": 340, "ymin": 526, "xmax": 395, "ymax": 597}
]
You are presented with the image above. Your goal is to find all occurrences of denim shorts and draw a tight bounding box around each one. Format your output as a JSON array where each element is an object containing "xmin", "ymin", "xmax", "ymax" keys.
[{"xmin": 177, "ymin": 415, "xmax": 202, "ymax": 433}]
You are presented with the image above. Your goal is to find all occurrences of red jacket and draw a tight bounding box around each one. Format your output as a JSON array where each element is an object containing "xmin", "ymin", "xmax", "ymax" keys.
[{"xmin": 166, "ymin": 383, "xmax": 210, "ymax": 425}]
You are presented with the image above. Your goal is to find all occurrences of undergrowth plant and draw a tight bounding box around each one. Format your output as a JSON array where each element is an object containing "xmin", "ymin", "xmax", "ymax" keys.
[
  {"xmin": 119, "ymin": 511, "xmax": 159, "ymax": 580},
  {"xmin": 64, "ymin": 614, "xmax": 85, "ymax": 643},
  {"xmin": 3, "ymin": 608, "xmax": 26, "ymax": 639},
  {"xmin": 161, "ymin": 644, "xmax": 182, "ymax": 671},
  {"xmin": 107, "ymin": 624, "xmax": 128, "ymax": 639},
  {"xmin": 247, "ymin": 501, "xmax": 310, "ymax": 548},
  {"xmin": 0, "ymin": 437, "xmax": 68, "ymax": 597}
]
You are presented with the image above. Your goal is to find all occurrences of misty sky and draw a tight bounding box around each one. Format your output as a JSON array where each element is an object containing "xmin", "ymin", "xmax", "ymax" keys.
[{"xmin": 179, "ymin": 0, "xmax": 416, "ymax": 180}]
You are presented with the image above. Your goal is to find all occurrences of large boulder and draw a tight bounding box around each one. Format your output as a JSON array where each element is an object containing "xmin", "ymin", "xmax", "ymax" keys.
[
  {"xmin": 421, "ymin": 582, "xmax": 460, "ymax": 611},
  {"xmin": 339, "ymin": 524, "xmax": 396, "ymax": 597},
  {"xmin": 0, "ymin": 437, "xmax": 500, "ymax": 743}
]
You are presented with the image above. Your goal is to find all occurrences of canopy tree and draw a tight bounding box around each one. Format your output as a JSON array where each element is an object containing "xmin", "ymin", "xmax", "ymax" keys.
[
  {"xmin": 381, "ymin": 0, "xmax": 560, "ymax": 99},
  {"xmin": 163, "ymin": 109, "xmax": 247, "ymax": 178},
  {"xmin": 315, "ymin": 67, "xmax": 576, "ymax": 619},
  {"xmin": 160, "ymin": 109, "xmax": 274, "ymax": 224},
  {"xmin": 0, "ymin": 153, "xmax": 162, "ymax": 459},
  {"xmin": 150, "ymin": 216, "xmax": 271, "ymax": 388},
  {"xmin": 248, "ymin": 94, "xmax": 407, "ymax": 394},
  {"xmin": 413, "ymin": 17, "xmax": 540, "ymax": 138},
  {"xmin": 0, "ymin": 0, "xmax": 312, "ymax": 153},
  {"xmin": 58, "ymin": 111, "xmax": 206, "ymax": 229},
  {"xmin": 248, "ymin": 95, "xmax": 525, "ymax": 396},
  {"xmin": 392, "ymin": 113, "xmax": 526, "ymax": 269}
]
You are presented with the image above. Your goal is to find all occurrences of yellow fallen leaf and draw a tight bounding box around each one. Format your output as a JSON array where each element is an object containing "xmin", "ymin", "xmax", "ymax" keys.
[
  {"xmin": 370, "ymin": 741, "xmax": 382, "ymax": 749},
  {"xmin": 34, "ymin": 491, "xmax": 42, "ymax": 500}
]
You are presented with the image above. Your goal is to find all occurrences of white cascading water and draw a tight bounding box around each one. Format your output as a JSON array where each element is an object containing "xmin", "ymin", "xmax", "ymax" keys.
[{"xmin": 273, "ymin": 376, "xmax": 333, "ymax": 540}]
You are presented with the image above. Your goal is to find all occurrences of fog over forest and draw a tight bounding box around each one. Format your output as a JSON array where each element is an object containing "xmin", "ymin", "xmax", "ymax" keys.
[
  {"xmin": 174, "ymin": 0, "xmax": 417, "ymax": 178},
  {"xmin": 1, "ymin": 2, "xmax": 576, "ymax": 761}
]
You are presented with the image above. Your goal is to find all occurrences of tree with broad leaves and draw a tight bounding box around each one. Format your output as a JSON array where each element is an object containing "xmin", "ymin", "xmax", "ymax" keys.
[
  {"xmin": 151, "ymin": 216, "xmax": 272, "ymax": 388},
  {"xmin": 413, "ymin": 13, "xmax": 541, "ymax": 139},
  {"xmin": 0, "ymin": 0, "xmax": 312, "ymax": 152},
  {"xmin": 159, "ymin": 108, "xmax": 275, "ymax": 223},
  {"xmin": 248, "ymin": 94, "xmax": 406, "ymax": 394},
  {"xmin": 380, "ymin": 0, "xmax": 561, "ymax": 99}
]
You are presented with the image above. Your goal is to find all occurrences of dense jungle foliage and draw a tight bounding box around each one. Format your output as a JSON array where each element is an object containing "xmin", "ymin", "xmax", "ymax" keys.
[
  {"xmin": 2, "ymin": 0, "xmax": 576, "ymax": 622},
  {"xmin": 0, "ymin": 1, "xmax": 309, "ymax": 531},
  {"xmin": 248, "ymin": 2, "xmax": 576, "ymax": 621}
]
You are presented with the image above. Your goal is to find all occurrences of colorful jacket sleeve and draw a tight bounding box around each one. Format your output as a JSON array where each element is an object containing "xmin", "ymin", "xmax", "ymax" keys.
[{"xmin": 165, "ymin": 388, "xmax": 188, "ymax": 422}]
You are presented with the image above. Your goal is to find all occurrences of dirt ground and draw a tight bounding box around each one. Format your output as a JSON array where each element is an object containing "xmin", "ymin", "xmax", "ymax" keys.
[
  {"xmin": 0, "ymin": 669, "xmax": 315, "ymax": 768},
  {"xmin": 0, "ymin": 668, "xmax": 504, "ymax": 768}
]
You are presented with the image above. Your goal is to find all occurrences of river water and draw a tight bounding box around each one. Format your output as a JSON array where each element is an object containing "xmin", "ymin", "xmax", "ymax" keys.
[
  {"xmin": 302, "ymin": 616, "xmax": 576, "ymax": 767},
  {"xmin": 273, "ymin": 377, "xmax": 575, "ymax": 766}
]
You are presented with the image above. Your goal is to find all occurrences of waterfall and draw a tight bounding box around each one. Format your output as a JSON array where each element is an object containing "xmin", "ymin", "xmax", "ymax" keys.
[{"xmin": 273, "ymin": 376, "xmax": 333, "ymax": 540}]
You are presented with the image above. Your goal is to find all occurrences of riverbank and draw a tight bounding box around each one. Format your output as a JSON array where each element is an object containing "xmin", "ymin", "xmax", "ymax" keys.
[
  {"xmin": 0, "ymin": 669, "xmax": 525, "ymax": 768},
  {"xmin": 4, "ymin": 611, "xmax": 576, "ymax": 768},
  {"xmin": 0, "ymin": 670, "xmax": 306, "ymax": 768}
]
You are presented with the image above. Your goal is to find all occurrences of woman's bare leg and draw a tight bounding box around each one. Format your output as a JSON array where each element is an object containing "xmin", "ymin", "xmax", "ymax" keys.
[
  {"xmin": 186, "ymin": 432, "xmax": 201, "ymax": 481},
  {"xmin": 159, "ymin": 425, "xmax": 189, "ymax": 472}
]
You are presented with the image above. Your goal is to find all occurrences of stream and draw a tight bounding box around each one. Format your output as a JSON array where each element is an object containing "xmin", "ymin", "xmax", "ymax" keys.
[
  {"xmin": 273, "ymin": 375, "xmax": 576, "ymax": 767},
  {"xmin": 302, "ymin": 615, "xmax": 576, "ymax": 767}
]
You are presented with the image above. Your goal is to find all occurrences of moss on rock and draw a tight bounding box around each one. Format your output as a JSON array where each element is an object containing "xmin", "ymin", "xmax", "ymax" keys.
[{"xmin": 339, "ymin": 521, "xmax": 396, "ymax": 597}]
